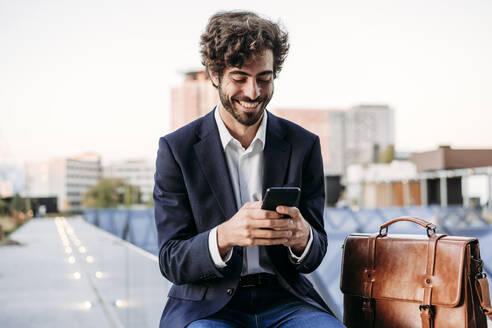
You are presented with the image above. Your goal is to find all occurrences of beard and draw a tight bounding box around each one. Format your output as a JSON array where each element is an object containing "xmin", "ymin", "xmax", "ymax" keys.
[{"xmin": 218, "ymin": 81, "xmax": 273, "ymax": 126}]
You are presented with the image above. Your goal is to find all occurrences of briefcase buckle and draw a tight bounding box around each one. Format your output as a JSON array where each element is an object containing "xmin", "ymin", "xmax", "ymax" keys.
[{"xmin": 419, "ymin": 304, "xmax": 434, "ymax": 315}]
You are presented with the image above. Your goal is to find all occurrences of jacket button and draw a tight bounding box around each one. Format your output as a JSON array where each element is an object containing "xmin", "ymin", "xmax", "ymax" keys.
[{"xmin": 226, "ymin": 288, "xmax": 234, "ymax": 296}]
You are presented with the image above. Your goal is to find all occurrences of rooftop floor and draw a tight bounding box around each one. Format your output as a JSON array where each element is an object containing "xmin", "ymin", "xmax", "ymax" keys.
[{"xmin": 0, "ymin": 217, "xmax": 169, "ymax": 328}]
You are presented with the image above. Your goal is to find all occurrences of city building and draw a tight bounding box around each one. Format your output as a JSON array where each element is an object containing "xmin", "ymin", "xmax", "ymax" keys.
[
  {"xmin": 103, "ymin": 159, "xmax": 155, "ymax": 202},
  {"xmin": 170, "ymin": 70, "xmax": 218, "ymax": 131},
  {"xmin": 346, "ymin": 161, "xmax": 420, "ymax": 208},
  {"xmin": 273, "ymin": 105, "xmax": 395, "ymax": 171},
  {"xmin": 411, "ymin": 146, "xmax": 492, "ymax": 207},
  {"xmin": 272, "ymin": 109, "xmax": 346, "ymax": 176},
  {"xmin": 24, "ymin": 152, "xmax": 102, "ymax": 212},
  {"xmin": 411, "ymin": 145, "xmax": 492, "ymax": 172},
  {"xmin": 0, "ymin": 179, "xmax": 13, "ymax": 198},
  {"xmin": 346, "ymin": 146, "xmax": 492, "ymax": 209},
  {"xmin": 345, "ymin": 104, "xmax": 395, "ymax": 165},
  {"xmin": 23, "ymin": 161, "xmax": 51, "ymax": 197}
]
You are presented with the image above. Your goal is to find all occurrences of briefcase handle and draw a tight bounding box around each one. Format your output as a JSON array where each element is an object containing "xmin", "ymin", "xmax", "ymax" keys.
[{"xmin": 379, "ymin": 216, "xmax": 437, "ymax": 237}]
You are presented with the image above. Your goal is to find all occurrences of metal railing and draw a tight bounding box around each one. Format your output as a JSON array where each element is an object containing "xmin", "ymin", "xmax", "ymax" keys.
[
  {"xmin": 83, "ymin": 206, "xmax": 492, "ymax": 320},
  {"xmin": 83, "ymin": 208, "xmax": 158, "ymax": 255}
]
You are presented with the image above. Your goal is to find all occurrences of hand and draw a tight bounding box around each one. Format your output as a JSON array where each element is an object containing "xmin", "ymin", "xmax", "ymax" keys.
[
  {"xmin": 217, "ymin": 201, "xmax": 294, "ymax": 257},
  {"xmin": 275, "ymin": 206, "xmax": 310, "ymax": 256}
]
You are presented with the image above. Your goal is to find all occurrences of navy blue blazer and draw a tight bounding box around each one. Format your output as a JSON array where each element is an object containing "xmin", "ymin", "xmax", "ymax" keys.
[{"xmin": 153, "ymin": 109, "xmax": 331, "ymax": 327}]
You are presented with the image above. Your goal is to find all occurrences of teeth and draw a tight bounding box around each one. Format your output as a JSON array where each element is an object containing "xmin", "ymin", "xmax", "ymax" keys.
[{"xmin": 239, "ymin": 101, "xmax": 259, "ymax": 109}]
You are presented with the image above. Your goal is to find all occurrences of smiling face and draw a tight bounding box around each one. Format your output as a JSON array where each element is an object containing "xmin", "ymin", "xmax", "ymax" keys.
[{"xmin": 211, "ymin": 50, "xmax": 274, "ymax": 127}]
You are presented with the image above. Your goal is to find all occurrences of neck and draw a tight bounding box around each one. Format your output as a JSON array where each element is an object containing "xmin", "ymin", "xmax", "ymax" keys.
[{"xmin": 219, "ymin": 105, "xmax": 263, "ymax": 149}]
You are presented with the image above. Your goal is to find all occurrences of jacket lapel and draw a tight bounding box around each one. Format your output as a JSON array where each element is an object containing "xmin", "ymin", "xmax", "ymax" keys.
[
  {"xmin": 262, "ymin": 112, "xmax": 292, "ymax": 197},
  {"xmin": 263, "ymin": 112, "xmax": 293, "ymax": 270},
  {"xmin": 193, "ymin": 110, "xmax": 238, "ymax": 220}
]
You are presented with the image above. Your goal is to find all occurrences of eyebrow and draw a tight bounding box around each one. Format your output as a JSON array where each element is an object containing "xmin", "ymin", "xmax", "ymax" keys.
[{"xmin": 228, "ymin": 70, "xmax": 273, "ymax": 77}]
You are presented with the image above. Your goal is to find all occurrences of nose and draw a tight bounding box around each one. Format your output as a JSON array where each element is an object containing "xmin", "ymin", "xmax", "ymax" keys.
[{"xmin": 244, "ymin": 79, "xmax": 260, "ymax": 100}]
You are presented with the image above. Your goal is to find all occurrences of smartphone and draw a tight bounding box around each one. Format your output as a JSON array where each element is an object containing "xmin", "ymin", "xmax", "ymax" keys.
[{"xmin": 261, "ymin": 187, "xmax": 301, "ymax": 212}]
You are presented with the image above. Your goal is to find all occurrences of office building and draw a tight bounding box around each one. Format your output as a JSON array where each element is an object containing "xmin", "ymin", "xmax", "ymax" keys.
[
  {"xmin": 345, "ymin": 104, "xmax": 395, "ymax": 165},
  {"xmin": 24, "ymin": 153, "xmax": 102, "ymax": 212},
  {"xmin": 103, "ymin": 159, "xmax": 155, "ymax": 202},
  {"xmin": 272, "ymin": 108, "xmax": 346, "ymax": 176},
  {"xmin": 170, "ymin": 71, "xmax": 218, "ymax": 131}
]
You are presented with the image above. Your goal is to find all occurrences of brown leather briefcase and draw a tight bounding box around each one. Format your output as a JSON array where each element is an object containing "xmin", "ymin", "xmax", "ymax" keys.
[{"xmin": 340, "ymin": 216, "xmax": 492, "ymax": 328}]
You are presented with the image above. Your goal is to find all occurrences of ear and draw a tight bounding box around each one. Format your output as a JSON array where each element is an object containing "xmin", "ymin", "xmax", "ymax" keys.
[{"xmin": 208, "ymin": 68, "xmax": 219, "ymax": 88}]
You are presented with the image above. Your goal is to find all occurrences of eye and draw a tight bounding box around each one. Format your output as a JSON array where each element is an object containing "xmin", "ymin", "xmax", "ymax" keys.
[
  {"xmin": 233, "ymin": 78, "xmax": 246, "ymax": 83},
  {"xmin": 257, "ymin": 74, "xmax": 272, "ymax": 83}
]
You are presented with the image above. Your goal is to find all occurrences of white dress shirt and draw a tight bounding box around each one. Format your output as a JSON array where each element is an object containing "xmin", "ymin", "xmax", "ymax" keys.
[{"xmin": 208, "ymin": 107, "xmax": 313, "ymax": 275}]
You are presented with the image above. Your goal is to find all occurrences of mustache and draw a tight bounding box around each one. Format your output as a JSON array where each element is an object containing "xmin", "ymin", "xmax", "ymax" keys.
[{"xmin": 233, "ymin": 96, "xmax": 265, "ymax": 103}]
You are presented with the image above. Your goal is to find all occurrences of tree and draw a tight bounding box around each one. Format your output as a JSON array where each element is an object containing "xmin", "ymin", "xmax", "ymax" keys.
[
  {"xmin": 146, "ymin": 192, "xmax": 154, "ymax": 207},
  {"xmin": 11, "ymin": 193, "xmax": 30, "ymax": 213},
  {"xmin": 380, "ymin": 145, "xmax": 395, "ymax": 164},
  {"xmin": 123, "ymin": 184, "xmax": 141, "ymax": 207},
  {"xmin": 83, "ymin": 178, "xmax": 141, "ymax": 208},
  {"xmin": 0, "ymin": 199, "xmax": 11, "ymax": 216}
]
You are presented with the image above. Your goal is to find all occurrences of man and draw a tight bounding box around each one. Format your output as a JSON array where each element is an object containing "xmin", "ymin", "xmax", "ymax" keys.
[{"xmin": 154, "ymin": 11, "xmax": 345, "ymax": 328}]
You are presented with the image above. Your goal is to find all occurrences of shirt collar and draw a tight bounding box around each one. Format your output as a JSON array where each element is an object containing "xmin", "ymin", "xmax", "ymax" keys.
[{"xmin": 214, "ymin": 104, "xmax": 267, "ymax": 151}]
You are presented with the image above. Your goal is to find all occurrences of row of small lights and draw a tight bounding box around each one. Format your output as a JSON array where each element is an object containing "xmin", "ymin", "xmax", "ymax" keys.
[{"xmin": 54, "ymin": 217, "xmax": 128, "ymax": 310}]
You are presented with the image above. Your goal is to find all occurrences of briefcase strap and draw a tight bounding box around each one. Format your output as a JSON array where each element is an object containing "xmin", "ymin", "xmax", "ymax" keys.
[
  {"xmin": 418, "ymin": 234, "xmax": 445, "ymax": 328},
  {"xmin": 362, "ymin": 298, "xmax": 375, "ymax": 325},
  {"xmin": 361, "ymin": 234, "xmax": 378, "ymax": 328},
  {"xmin": 419, "ymin": 306, "xmax": 434, "ymax": 328},
  {"xmin": 475, "ymin": 276, "xmax": 492, "ymax": 320}
]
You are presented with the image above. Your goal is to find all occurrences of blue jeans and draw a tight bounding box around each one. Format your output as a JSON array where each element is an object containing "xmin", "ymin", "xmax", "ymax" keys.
[{"xmin": 187, "ymin": 284, "xmax": 345, "ymax": 328}]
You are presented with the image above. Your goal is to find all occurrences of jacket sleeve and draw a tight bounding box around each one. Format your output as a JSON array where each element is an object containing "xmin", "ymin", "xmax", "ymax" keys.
[
  {"xmin": 153, "ymin": 137, "xmax": 224, "ymax": 285},
  {"xmin": 294, "ymin": 136, "xmax": 328, "ymax": 274}
]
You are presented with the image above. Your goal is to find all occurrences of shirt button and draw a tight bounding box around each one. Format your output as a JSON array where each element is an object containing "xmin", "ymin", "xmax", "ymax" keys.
[{"xmin": 226, "ymin": 288, "xmax": 234, "ymax": 296}]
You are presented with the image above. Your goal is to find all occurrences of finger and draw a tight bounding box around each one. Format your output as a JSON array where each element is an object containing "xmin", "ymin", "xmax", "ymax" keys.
[
  {"xmin": 276, "ymin": 206, "xmax": 300, "ymax": 218},
  {"xmin": 282, "ymin": 236, "xmax": 302, "ymax": 247},
  {"xmin": 250, "ymin": 238, "xmax": 289, "ymax": 246},
  {"xmin": 242, "ymin": 201, "xmax": 261, "ymax": 210},
  {"xmin": 251, "ymin": 229, "xmax": 292, "ymax": 239},
  {"xmin": 282, "ymin": 240, "xmax": 295, "ymax": 247},
  {"xmin": 249, "ymin": 209, "xmax": 283, "ymax": 220},
  {"xmin": 249, "ymin": 218, "xmax": 293, "ymax": 229}
]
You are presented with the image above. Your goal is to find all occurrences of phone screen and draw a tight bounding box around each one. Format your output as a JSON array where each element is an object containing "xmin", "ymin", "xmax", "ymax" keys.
[{"xmin": 261, "ymin": 187, "xmax": 301, "ymax": 211}]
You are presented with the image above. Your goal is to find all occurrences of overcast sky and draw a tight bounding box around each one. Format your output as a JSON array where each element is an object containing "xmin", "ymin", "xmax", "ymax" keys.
[{"xmin": 1, "ymin": 0, "xmax": 491, "ymax": 165}]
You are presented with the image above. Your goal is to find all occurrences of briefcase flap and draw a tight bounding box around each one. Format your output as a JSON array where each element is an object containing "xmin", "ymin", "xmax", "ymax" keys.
[{"xmin": 341, "ymin": 233, "xmax": 476, "ymax": 307}]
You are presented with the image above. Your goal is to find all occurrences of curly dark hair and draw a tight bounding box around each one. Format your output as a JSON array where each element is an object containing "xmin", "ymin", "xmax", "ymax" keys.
[{"xmin": 200, "ymin": 11, "xmax": 289, "ymax": 85}]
